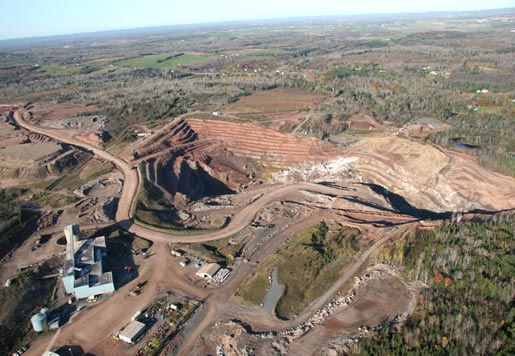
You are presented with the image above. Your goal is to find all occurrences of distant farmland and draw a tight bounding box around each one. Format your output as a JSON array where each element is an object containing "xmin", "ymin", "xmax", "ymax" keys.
[
  {"xmin": 39, "ymin": 64, "xmax": 100, "ymax": 75},
  {"xmin": 114, "ymin": 52, "xmax": 209, "ymax": 69}
]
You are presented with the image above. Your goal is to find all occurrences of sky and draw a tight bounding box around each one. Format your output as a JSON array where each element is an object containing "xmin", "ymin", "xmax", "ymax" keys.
[{"xmin": 1, "ymin": 0, "xmax": 514, "ymax": 40}]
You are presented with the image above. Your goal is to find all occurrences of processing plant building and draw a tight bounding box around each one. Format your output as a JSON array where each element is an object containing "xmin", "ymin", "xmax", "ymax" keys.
[
  {"xmin": 119, "ymin": 320, "xmax": 146, "ymax": 343},
  {"xmin": 61, "ymin": 224, "xmax": 115, "ymax": 299}
]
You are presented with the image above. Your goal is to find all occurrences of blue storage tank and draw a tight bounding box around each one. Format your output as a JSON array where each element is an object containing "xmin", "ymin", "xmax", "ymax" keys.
[{"xmin": 31, "ymin": 312, "xmax": 46, "ymax": 332}]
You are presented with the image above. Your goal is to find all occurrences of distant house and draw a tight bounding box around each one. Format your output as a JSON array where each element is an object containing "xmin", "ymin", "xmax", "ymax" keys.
[
  {"xmin": 196, "ymin": 263, "xmax": 221, "ymax": 279},
  {"xmin": 61, "ymin": 224, "xmax": 115, "ymax": 299}
]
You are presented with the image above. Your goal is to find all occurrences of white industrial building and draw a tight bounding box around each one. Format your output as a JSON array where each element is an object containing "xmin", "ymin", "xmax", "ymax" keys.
[
  {"xmin": 119, "ymin": 320, "xmax": 146, "ymax": 343},
  {"xmin": 196, "ymin": 263, "xmax": 221, "ymax": 279},
  {"xmin": 61, "ymin": 224, "xmax": 115, "ymax": 299}
]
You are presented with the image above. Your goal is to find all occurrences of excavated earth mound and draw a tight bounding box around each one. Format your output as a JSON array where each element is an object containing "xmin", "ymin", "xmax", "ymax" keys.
[
  {"xmin": 346, "ymin": 114, "xmax": 382, "ymax": 131},
  {"xmin": 27, "ymin": 103, "xmax": 96, "ymax": 125}
]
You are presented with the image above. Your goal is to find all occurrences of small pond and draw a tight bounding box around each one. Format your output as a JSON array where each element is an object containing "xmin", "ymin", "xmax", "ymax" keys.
[
  {"xmin": 263, "ymin": 267, "xmax": 285, "ymax": 314},
  {"xmin": 452, "ymin": 138, "xmax": 481, "ymax": 150}
]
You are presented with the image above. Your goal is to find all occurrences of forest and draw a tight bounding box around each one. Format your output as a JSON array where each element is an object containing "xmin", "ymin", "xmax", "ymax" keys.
[{"xmin": 359, "ymin": 217, "xmax": 515, "ymax": 355}]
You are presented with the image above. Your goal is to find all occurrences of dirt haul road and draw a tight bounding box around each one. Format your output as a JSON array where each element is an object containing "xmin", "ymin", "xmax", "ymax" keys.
[
  {"xmin": 223, "ymin": 227, "xmax": 407, "ymax": 331},
  {"xmin": 175, "ymin": 225, "xmax": 411, "ymax": 356},
  {"xmin": 14, "ymin": 109, "xmax": 369, "ymax": 244}
]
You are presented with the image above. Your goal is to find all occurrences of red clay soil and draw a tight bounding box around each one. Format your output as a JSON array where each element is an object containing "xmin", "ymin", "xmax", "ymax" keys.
[
  {"xmin": 225, "ymin": 87, "xmax": 325, "ymax": 113},
  {"xmin": 132, "ymin": 117, "xmax": 343, "ymax": 198},
  {"xmin": 235, "ymin": 110, "xmax": 306, "ymax": 131},
  {"xmin": 27, "ymin": 103, "xmax": 97, "ymax": 124},
  {"xmin": 187, "ymin": 118, "xmax": 340, "ymax": 167},
  {"xmin": 346, "ymin": 114, "xmax": 382, "ymax": 130},
  {"xmin": 76, "ymin": 131, "xmax": 105, "ymax": 148}
]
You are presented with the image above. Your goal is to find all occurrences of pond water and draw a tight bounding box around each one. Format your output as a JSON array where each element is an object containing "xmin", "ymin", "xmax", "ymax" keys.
[
  {"xmin": 452, "ymin": 138, "xmax": 481, "ymax": 150},
  {"xmin": 263, "ymin": 267, "xmax": 285, "ymax": 314}
]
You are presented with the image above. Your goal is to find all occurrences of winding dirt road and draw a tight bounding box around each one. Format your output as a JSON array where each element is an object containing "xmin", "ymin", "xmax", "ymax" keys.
[
  {"xmin": 14, "ymin": 109, "xmax": 370, "ymax": 244},
  {"xmin": 175, "ymin": 225, "xmax": 409, "ymax": 355},
  {"xmin": 14, "ymin": 110, "xmax": 138, "ymax": 223}
]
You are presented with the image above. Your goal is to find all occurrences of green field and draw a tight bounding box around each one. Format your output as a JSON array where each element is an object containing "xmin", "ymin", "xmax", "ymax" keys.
[
  {"xmin": 83, "ymin": 57, "xmax": 123, "ymax": 65},
  {"xmin": 236, "ymin": 222, "xmax": 363, "ymax": 319},
  {"xmin": 114, "ymin": 53, "xmax": 208, "ymax": 69},
  {"xmin": 38, "ymin": 52, "xmax": 205, "ymax": 75},
  {"xmin": 39, "ymin": 64, "xmax": 101, "ymax": 75},
  {"xmin": 39, "ymin": 64, "xmax": 84, "ymax": 75}
]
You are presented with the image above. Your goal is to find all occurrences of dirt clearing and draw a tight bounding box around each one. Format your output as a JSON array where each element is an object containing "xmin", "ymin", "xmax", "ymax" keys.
[
  {"xmin": 288, "ymin": 273, "xmax": 411, "ymax": 355},
  {"xmin": 225, "ymin": 88, "xmax": 325, "ymax": 114}
]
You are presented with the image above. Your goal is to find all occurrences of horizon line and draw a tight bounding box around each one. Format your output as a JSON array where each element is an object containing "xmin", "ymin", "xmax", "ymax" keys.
[{"xmin": 1, "ymin": 6, "xmax": 514, "ymax": 43}]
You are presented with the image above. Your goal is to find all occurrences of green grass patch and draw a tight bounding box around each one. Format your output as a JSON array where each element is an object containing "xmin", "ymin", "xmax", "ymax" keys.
[
  {"xmin": 32, "ymin": 191, "xmax": 77, "ymax": 208},
  {"xmin": 0, "ymin": 200, "xmax": 38, "ymax": 259},
  {"xmin": 476, "ymin": 106, "xmax": 502, "ymax": 114},
  {"xmin": 27, "ymin": 157, "xmax": 113, "ymax": 208},
  {"xmin": 236, "ymin": 222, "xmax": 363, "ymax": 318},
  {"xmin": 45, "ymin": 158, "xmax": 114, "ymax": 193},
  {"xmin": 174, "ymin": 237, "xmax": 244, "ymax": 265},
  {"xmin": 132, "ymin": 236, "xmax": 151, "ymax": 251},
  {"xmin": 115, "ymin": 53, "xmax": 208, "ymax": 69},
  {"xmin": 83, "ymin": 57, "xmax": 123, "ymax": 65},
  {"xmin": 39, "ymin": 64, "xmax": 101, "ymax": 76},
  {"xmin": 95, "ymin": 225, "xmax": 152, "ymax": 255},
  {"xmin": 237, "ymin": 268, "xmax": 270, "ymax": 306}
]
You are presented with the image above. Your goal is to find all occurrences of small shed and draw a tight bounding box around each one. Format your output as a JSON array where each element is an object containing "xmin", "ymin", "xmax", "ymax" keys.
[
  {"xmin": 179, "ymin": 258, "xmax": 190, "ymax": 267},
  {"xmin": 196, "ymin": 263, "xmax": 221, "ymax": 279},
  {"xmin": 31, "ymin": 312, "xmax": 47, "ymax": 332},
  {"xmin": 119, "ymin": 320, "xmax": 146, "ymax": 344},
  {"xmin": 170, "ymin": 249, "xmax": 185, "ymax": 257}
]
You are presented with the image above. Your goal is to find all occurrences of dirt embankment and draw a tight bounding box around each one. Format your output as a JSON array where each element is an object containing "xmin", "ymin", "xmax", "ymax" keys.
[
  {"xmin": 187, "ymin": 118, "xmax": 339, "ymax": 169},
  {"xmin": 346, "ymin": 137, "xmax": 515, "ymax": 213},
  {"xmin": 134, "ymin": 117, "xmax": 340, "ymax": 171},
  {"xmin": 274, "ymin": 136, "xmax": 515, "ymax": 214},
  {"xmin": 131, "ymin": 114, "xmax": 515, "ymax": 219},
  {"xmin": 0, "ymin": 111, "xmax": 91, "ymax": 184}
]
